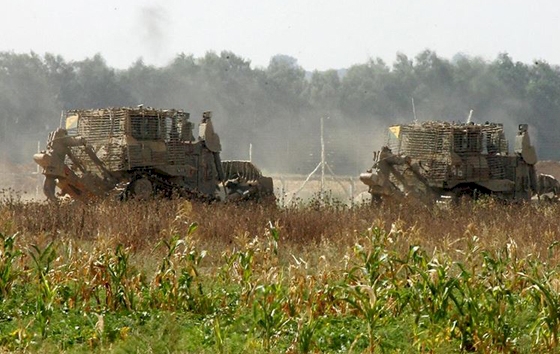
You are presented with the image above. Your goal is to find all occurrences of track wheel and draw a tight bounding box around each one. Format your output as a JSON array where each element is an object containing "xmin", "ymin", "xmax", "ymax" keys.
[{"xmin": 130, "ymin": 178, "xmax": 153, "ymax": 200}]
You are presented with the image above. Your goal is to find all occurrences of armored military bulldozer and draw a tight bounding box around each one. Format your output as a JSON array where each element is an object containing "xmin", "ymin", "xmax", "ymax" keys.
[
  {"xmin": 360, "ymin": 121, "xmax": 540, "ymax": 203},
  {"xmin": 33, "ymin": 107, "xmax": 274, "ymax": 203}
]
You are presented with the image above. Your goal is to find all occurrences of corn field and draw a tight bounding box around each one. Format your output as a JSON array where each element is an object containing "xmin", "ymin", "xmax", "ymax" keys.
[{"xmin": 2, "ymin": 190, "xmax": 560, "ymax": 352}]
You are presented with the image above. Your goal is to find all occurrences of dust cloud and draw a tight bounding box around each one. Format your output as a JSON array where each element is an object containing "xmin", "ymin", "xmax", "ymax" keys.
[{"xmin": 136, "ymin": 6, "xmax": 168, "ymax": 66}]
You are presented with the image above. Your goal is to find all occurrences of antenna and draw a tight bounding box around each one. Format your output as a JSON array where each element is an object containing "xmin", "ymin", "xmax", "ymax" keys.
[
  {"xmin": 249, "ymin": 143, "xmax": 252, "ymax": 162},
  {"xmin": 467, "ymin": 109, "xmax": 474, "ymax": 124},
  {"xmin": 411, "ymin": 98, "xmax": 417, "ymax": 122},
  {"xmin": 59, "ymin": 111, "xmax": 64, "ymax": 128}
]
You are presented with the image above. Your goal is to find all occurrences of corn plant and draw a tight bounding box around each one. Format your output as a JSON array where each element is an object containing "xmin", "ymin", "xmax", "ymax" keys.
[
  {"xmin": 110, "ymin": 244, "xmax": 136, "ymax": 310},
  {"xmin": 211, "ymin": 316, "xmax": 225, "ymax": 354},
  {"xmin": 0, "ymin": 231, "xmax": 22, "ymax": 299},
  {"xmin": 220, "ymin": 246, "xmax": 254, "ymax": 287},
  {"xmin": 350, "ymin": 226, "xmax": 390, "ymax": 286},
  {"xmin": 151, "ymin": 234, "xmax": 185, "ymax": 309},
  {"xmin": 55, "ymin": 240, "xmax": 94, "ymax": 311},
  {"xmin": 452, "ymin": 260, "xmax": 484, "ymax": 351},
  {"xmin": 220, "ymin": 234, "xmax": 261, "ymax": 302},
  {"xmin": 467, "ymin": 246, "xmax": 524, "ymax": 351},
  {"xmin": 340, "ymin": 282, "xmax": 393, "ymax": 353},
  {"xmin": 28, "ymin": 242, "xmax": 58, "ymax": 338},
  {"xmin": 287, "ymin": 276, "xmax": 332, "ymax": 353},
  {"xmin": 294, "ymin": 315, "xmax": 321, "ymax": 354},
  {"xmin": 252, "ymin": 279, "xmax": 290, "ymax": 352},
  {"xmin": 522, "ymin": 267, "xmax": 560, "ymax": 350},
  {"xmin": 150, "ymin": 222, "xmax": 210, "ymax": 312},
  {"xmin": 407, "ymin": 254, "xmax": 461, "ymax": 351},
  {"xmin": 340, "ymin": 225, "xmax": 407, "ymax": 352},
  {"xmin": 235, "ymin": 223, "xmax": 289, "ymax": 351},
  {"xmin": 91, "ymin": 244, "xmax": 139, "ymax": 311},
  {"xmin": 176, "ymin": 237, "xmax": 209, "ymax": 312}
]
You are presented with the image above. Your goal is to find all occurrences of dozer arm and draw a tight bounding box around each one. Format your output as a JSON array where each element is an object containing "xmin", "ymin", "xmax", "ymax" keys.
[
  {"xmin": 33, "ymin": 128, "xmax": 117, "ymax": 202},
  {"xmin": 361, "ymin": 146, "xmax": 437, "ymax": 204}
]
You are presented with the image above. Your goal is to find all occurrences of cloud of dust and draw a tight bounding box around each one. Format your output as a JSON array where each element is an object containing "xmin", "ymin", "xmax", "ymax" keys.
[{"xmin": 137, "ymin": 6, "xmax": 168, "ymax": 64}]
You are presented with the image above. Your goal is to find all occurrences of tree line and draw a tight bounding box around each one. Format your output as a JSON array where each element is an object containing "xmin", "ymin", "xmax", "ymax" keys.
[{"xmin": 1, "ymin": 50, "xmax": 560, "ymax": 174}]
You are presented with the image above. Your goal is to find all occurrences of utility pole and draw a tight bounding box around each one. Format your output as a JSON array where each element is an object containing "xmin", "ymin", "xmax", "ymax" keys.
[
  {"xmin": 320, "ymin": 117, "xmax": 325, "ymax": 199},
  {"xmin": 287, "ymin": 116, "xmax": 353, "ymax": 205}
]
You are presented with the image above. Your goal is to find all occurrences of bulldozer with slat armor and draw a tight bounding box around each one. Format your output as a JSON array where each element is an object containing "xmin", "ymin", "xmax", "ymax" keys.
[
  {"xmin": 33, "ymin": 107, "xmax": 274, "ymax": 202},
  {"xmin": 360, "ymin": 120, "xmax": 545, "ymax": 203}
]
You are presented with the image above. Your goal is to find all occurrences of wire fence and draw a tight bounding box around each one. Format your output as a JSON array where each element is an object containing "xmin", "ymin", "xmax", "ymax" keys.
[{"xmin": 273, "ymin": 175, "xmax": 369, "ymax": 207}]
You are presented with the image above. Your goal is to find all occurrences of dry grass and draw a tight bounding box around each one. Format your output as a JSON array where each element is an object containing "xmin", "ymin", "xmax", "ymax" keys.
[{"xmin": 2, "ymin": 191, "xmax": 560, "ymax": 268}]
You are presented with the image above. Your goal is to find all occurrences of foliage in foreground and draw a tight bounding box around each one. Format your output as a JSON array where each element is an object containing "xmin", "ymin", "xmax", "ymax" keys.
[{"xmin": 1, "ymin": 197, "xmax": 560, "ymax": 352}]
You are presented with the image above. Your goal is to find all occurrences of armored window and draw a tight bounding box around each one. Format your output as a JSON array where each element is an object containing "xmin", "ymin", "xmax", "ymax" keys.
[
  {"xmin": 466, "ymin": 131, "xmax": 482, "ymax": 152},
  {"xmin": 435, "ymin": 135, "xmax": 444, "ymax": 153},
  {"xmin": 452, "ymin": 131, "xmax": 464, "ymax": 152},
  {"xmin": 130, "ymin": 115, "xmax": 163, "ymax": 140},
  {"xmin": 165, "ymin": 116, "xmax": 183, "ymax": 142}
]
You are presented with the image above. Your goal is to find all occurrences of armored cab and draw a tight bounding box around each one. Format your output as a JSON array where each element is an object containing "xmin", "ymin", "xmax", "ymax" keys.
[
  {"xmin": 360, "ymin": 121, "xmax": 538, "ymax": 203},
  {"xmin": 34, "ymin": 107, "xmax": 274, "ymax": 202}
]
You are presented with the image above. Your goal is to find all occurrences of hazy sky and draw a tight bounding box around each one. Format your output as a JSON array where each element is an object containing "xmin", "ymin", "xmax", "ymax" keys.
[{"xmin": 2, "ymin": 0, "xmax": 559, "ymax": 71}]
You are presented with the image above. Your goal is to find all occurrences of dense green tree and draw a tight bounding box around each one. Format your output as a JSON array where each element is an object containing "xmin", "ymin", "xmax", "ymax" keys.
[
  {"xmin": 265, "ymin": 54, "xmax": 307, "ymax": 109},
  {"xmin": 525, "ymin": 60, "xmax": 560, "ymax": 158},
  {"xmin": 120, "ymin": 59, "xmax": 166, "ymax": 107},
  {"xmin": 411, "ymin": 50, "xmax": 459, "ymax": 119},
  {"xmin": 340, "ymin": 58, "xmax": 391, "ymax": 119},
  {"xmin": 2, "ymin": 49, "xmax": 560, "ymax": 171},
  {"xmin": 449, "ymin": 55, "xmax": 501, "ymax": 121},
  {"xmin": 386, "ymin": 53, "xmax": 418, "ymax": 117},
  {"xmin": 0, "ymin": 52, "xmax": 58, "ymax": 161},
  {"xmin": 306, "ymin": 69, "xmax": 341, "ymax": 111},
  {"xmin": 69, "ymin": 54, "xmax": 134, "ymax": 108},
  {"xmin": 487, "ymin": 53, "xmax": 533, "ymax": 122},
  {"xmin": 43, "ymin": 53, "xmax": 75, "ymax": 111}
]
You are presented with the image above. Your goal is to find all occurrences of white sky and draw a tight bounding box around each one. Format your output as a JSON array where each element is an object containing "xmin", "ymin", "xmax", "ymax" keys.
[{"xmin": 1, "ymin": 0, "xmax": 559, "ymax": 71}]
